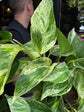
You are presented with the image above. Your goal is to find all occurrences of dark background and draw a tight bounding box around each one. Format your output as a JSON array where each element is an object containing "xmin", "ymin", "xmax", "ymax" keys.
[{"xmin": 0, "ymin": 0, "xmax": 78, "ymax": 36}]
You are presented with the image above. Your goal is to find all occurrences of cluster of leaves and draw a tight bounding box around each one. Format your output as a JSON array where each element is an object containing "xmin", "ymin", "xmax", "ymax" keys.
[
  {"xmin": 66, "ymin": 0, "xmax": 84, "ymax": 10},
  {"xmin": 0, "ymin": 0, "xmax": 84, "ymax": 111}
]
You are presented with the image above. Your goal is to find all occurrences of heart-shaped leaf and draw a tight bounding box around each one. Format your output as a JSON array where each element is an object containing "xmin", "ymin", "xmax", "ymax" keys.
[
  {"xmin": 31, "ymin": 0, "xmax": 57, "ymax": 54},
  {"xmin": 0, "ymin": 44, "xmax": 21, "ymax": 95}
]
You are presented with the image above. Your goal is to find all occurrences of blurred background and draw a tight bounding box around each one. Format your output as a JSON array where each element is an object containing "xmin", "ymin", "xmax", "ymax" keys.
[{"xmin": 0, "ymin": 0, "xmax": 84, "ymax": 37}]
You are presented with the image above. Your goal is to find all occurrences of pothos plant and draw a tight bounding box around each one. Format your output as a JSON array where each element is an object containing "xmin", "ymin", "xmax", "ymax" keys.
[{"xmin": 0, "ymin": 0, "xmax": 84, "ymax": 112}]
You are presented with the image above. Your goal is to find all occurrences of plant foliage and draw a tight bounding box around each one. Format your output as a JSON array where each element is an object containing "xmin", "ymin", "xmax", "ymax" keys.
[{"xmin": 0, "ymin": 0, "xmax": 84, "ymax": 111}]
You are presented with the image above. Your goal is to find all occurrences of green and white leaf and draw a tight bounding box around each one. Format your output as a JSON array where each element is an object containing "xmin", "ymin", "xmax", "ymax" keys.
[
  {"xmin": 14, "ymin": 58, "xmax": 56, "ymax": 97},
  {"xmin": 68, "ymin": 58, "xmax": 84, "ymax": 70},
  {"xmin": 41, "ymin": 80, "xmax": 72, "ymax": 100},
  {"xmin": 6, "ymin": 95, "xmax": 31, "ymax": 112},
  {"xmin": 6, "ymin": 95, "xmax": 52, "ymax": 112},
  {"xmin": 50, "ymin": 97, "xmax": 65, "ymax": 112},
  {"xmin": 50, "ymin": 45, "xmax": 60, "ymax": 57},
  {"xmin": 73, "ymin": 70, "xmax": 84, "ymax": 98},
  {"xmin": 31, "ymin": 0, "xmax": 57, "ymax": 54},
  {"xmin": 78, "ymin": 99, "xmax": 84, "ymax": 112},
  {"xmin": 0, "ymin": 44, "xmax": 21, "ymax": 95},
  {"xmin": 68, "ymin": 28, "xmax": 84, "ymax": 58},
  {"xmin": 26, "ymin": 99, "xmax": 52, "ymax": 112},
  {"xmin": 50, "ymin": 45, "xmax": 73, "ymax": 57},
  {"xmin": 44, "ymin": 62, "xmax": 71, "ymax": 84},
  {"xmin": 23, "ymin": 41, "xmax": 40, "ymax": 59},
  {"xmin": 16, "ymin": 57, "xmax": 32, "ymax": 74}
]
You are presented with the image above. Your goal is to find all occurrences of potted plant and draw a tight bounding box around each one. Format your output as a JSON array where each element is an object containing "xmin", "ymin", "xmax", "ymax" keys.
[{"xmin": 0, "ymin": 0, "xmax": 84, "ymax": 111}]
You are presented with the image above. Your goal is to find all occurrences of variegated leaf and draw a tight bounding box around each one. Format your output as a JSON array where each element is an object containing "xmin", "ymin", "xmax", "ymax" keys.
[
  {"xmin": 14, "ymin": 58, "xmax": 56, "ymax": 97},
  {"xmin": 31, "ymin": 0, "xmax": 57, "ymax": 54},
  {"xmin": 0, "ymin": 44, "xmax": 21, "ymax": 95}
]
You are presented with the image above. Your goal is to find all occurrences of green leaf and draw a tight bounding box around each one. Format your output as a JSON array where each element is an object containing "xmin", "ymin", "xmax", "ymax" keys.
[
  {"xmin": 6, "ymin": 95, "xmax": 31, "ymax": 112},
  {"xmin": 68, "ymin": 58, "xmax": 84, "ymax": 70},
  {"xmin": 0, "ymin": 31, "xmax": 12, "ymax": 44},
  {"xmin": 7, "ymin": 58, "xmax": 19, "ymax": 82},
  {"xmin": 28, "ymin": 82, "xmax": 43, "ymax": 94},
  {"xmin": 66, "ymin": 0, "xmax": 79, "ymax": 8},
  {"xmin": 41, "ymin": 80, "xmax": 72, "ymax": 100},
  {"xmin": 57, "ymin": 28, "xmax": 73, "ymax": 56},
  {"xmin": 50, "ymin": 45, "xmax": 60, "ymax": 57},
  {"xmin": 78, "ymin": 99, "xmax": 84, "ymax": 112},
  {"xmin": 0, "ymin": 44, "xmax": 21, "ymax": 95},
  {"xmin": 44, "ymin": 62, "xmax": 71, "ymax": 84},
  {"xmin": 73, "ymin": 70, "xmax": 84, "ymax": 98},
  {"xmin": 14, "ymin": 58, "xmax": 56, "ymax": 97},
  {"xmin": 0, "ymin": 96, "xmax": 9, "ymax": 112},
  {"xmin": 51, "ymin": 97, "xmax": 65, "ymax": 112},
  {"xmin": 6, "ymin": 95, "xmax": 52, "ymax": 112},
  {"xmin": 16, "ymin": 57, "xmax": 32, "ymax": 74},
  {"xmin": 23, "ymin": 41, "xmax": 40, "ymax": 59},
  {"xmin": 50, "ymin": 45, "xmax": 73, "ymax": 57},
  {"xmin": 26, "ymin": 99, "xmax": 52, "ymax": 112},
  {"xmin": 68, "ymin": 28, "xmax": 84, "ymax": 58},
  {"xmin": 17, "ymin": 57, "xmax": 52, "ymax": 74},
  {"xmin": 31, "ymin": 0, "xmax": 57, "ymax": 54}
]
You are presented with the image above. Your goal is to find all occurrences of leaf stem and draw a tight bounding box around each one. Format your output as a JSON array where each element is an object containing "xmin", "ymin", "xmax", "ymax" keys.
[
  {"xmin": 13, "ymin": 39, "xmax": 24, "ymax": 47},
  {"xmin": 7, "ymin": 78, "xmax": 17, "ymax": 84}
]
